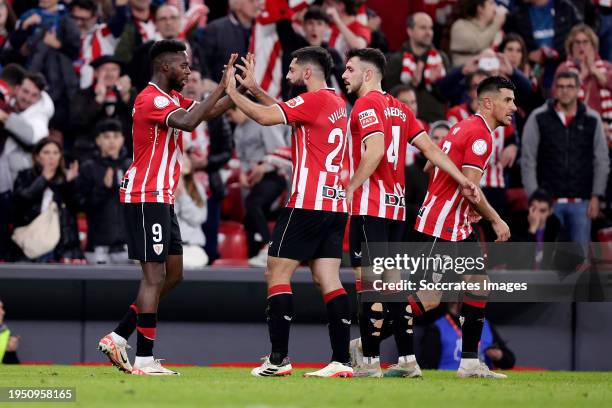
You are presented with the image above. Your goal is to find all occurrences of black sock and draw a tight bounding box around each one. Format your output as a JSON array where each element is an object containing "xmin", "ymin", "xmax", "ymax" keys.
[
  {"xmin": 114, "ymin": 303, "xmax": 138, "ymax": 340},
  {"xmin": 386, "ymin": 301, "xmax": 414, "ymax": 357},
  {"xmin": 460, "ymin": 302, "xmax": 486, "ymax": 359},
  {"xmin": 136, "ymin": 313, "xmax": 156, "ymax": 357},
  {"xmin": 324, "ymin": 289, "xmax": 351, "ymax": 364},
  {"xmin": 267, "ymin": 285, "xmax": 293, "ymax": 365},
  {"xmin": 358, "ymin": 300, "xmax": 384, "ymax": 358},
  {"xmin": 379, "ymin": 311, "xmax": 393, "ymax": 341}
]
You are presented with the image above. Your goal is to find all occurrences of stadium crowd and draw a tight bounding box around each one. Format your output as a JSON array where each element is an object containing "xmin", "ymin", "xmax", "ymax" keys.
[{"xmin": 0, "ymin": 0, "xmax": 610, "ymax": 269}]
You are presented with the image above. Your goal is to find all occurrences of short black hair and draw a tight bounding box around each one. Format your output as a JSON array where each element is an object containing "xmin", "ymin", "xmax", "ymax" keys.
[
  {"xmin": 390, "ymin": 84, "xmax": 415, "ymax": 98},
  {"xmin": 476, "ymin": 75, "xmax": 516, "ymax": 97},
  {"xmin": 339, "ymin": 0, "xmax": 363, "ymax": 16},
  {"xmin": 346, "ymin": 48, "xmax": 387, "ymax": 75},
  {"xmin": 95, "ymin": 118, "xmax": 123, "ymax": 136},
  {"xmin": 304, "ymin": 6, "xmax": 330, "ymax": 24},
  {"xmin": 291, "ymin": 46, "xmax": 334, "ymax": 80},
  {"xmin": 23, "ymin": 72, "xmax": 47, "ymax": 91},
  {"xmin": 69, "ymin": 0, "xmax": 97, "ymax": 14},
  {"xmin": 0, "ymin": 63, "xmax": 26, "ymax": 87},
  {"xmin": 149, "ymin": 40, "xmax": 187, "ymax": 65},
  {"xmin": 555, "ymin": 70, "xmax": 581, "ymax": 87},
  {"xmin": 528, "ymin": 189, "xmax": 553, "ymax": 208}
]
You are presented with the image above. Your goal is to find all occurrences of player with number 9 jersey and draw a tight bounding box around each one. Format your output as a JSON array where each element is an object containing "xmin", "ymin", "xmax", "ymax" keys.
[{"xmin": 415, "ymin": 114, "xmax": 493, "ymax": 241}]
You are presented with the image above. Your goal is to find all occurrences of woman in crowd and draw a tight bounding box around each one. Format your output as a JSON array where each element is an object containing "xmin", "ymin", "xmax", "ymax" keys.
[{"xmin": 11, "ymin": 138, "xmax": 83, "ymax": 262}]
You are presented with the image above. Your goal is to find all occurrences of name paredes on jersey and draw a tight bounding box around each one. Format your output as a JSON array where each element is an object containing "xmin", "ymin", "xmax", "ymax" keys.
[
  {"xmin": 328, "ymin": 107, "xmax": 347, "ymax": 125},
  {"xmin": 383, "ymin": 106, "xmax": 406, "ymax": 122}
]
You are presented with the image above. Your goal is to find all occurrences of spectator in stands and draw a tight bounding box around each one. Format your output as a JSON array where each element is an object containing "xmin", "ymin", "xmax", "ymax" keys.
[
  {"xmin": 180, "ymin": 70, "xmax": 233, "ymax": 264},
  {"xmin": 71, "ymin": 55, "xmax": 135, "ymax": 158},
  {"xmin": 11, "ymin": 138, "xmax": 83, "ymax": 262},
  {"xmin": 175, "ymin": 154, "xmax": 208, "ymax": 268},
  {"xmin": 504, "ymin": 0, "xmax": 580, "ymax": 90},
  {"xmin": 0, "ymin": 71, "xmax": 54, "ymax": 184},
  {"xmin": 201, "ymin": 0, "xmax": 262, "ymax": 84},
  {"xmin": 436, "ymin": 48, "xmax": 534, "ymax": 114},
  {"xmin": 7, "ymin": 0, "xmax": 79, "ymax": 137},
  {"xmin": 385, "ymin": 12, "xmax": 449, "ymax": 123},
  {"xmin": 419, "ymin": 302, "xmax": 515, "ymax": 370},
  {"xmin": 275, "ymin": 5, "xmax": 345, "ymax": 100},
  {"xmin": 449, "ymin": 0, "xmax": 506, "ymax": 67},
  {"xmin": 508, "ymin": 189, "xmax": 562, "ymax": 269},
  {"xmin": 365, "ymin": 8, "xmax": 387, "ymax": 54},
  {"xmin": 595, "ymin": 0, "xmax": 612, "ymax": 62},
  {"xmin": 323, "ymin": 0, "xmax": 371, "ymax": 56},
  {"xmin": 0, "ymin": 298, "xmax": 20, "ymax": 364},
  {"xmin": 70, "ymin": 0, "xmax": 129, "ymax": 89},
  {"xmin": 555, "ymin": 24, "xmax": 612, "ymax": 124},
  {"xmin": 0, "ymin": 0, "xmax": 17, "ymax": 49},
  {"xmin": 114, "ymin": 0, "xmax": 156, "ymax": 64},
  {"xmin": 522, "ymin": 70, "xmax": 609, "ymax": 245},
  {"xmin": 127, "ymin": 4, "xmax": 206, "ymax": 91},
  {"xmin": 74, "ymin": 119, "xmax": 130, "ymax": 265},
  {"xmin": 227, "ymin": 106, "xmax": 288, "ymax": 267},
  {"xmin": 404, "ymin": 120, "xmax": 450, "ymax": 241}
]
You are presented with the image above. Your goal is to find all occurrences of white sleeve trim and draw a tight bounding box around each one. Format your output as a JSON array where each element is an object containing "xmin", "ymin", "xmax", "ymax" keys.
[
  {"xmin": 274, "ymin": 104, "xmax": 288, "ymax": 125},
  {"xmin": 362, "ymin": 131, "xmax": 384, "ymax": 144},
  {"xmin": 409, "ymin": 131, "xmax": 427, "ymax": 145},
  {"xmin": 462, "ymin": 164, "xmax": 484, "ymax": 173},
  {"xmin": 165, "ymin": 107, "xmax": 185, "ymax": 127}
]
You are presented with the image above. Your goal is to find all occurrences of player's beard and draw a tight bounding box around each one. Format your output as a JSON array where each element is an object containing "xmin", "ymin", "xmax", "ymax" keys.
[
  {"xmin": 169, "ymin": 75, "xmax": 185, "ymax": 92},
  {"xmin": 287, "ymin": 80, "xmax": 307, "ymax": 99}
]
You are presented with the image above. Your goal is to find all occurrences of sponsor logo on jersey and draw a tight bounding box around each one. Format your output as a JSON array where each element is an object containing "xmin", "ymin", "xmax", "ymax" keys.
[
  {"xmin": 385, "ymin": 193, "xmax": 405, "ymax": 207},
  {"xmin": 472, "ymin": 139, "xmax": 488, "ymax": 156},
  {"xmin": 286, "ymin": 96, "xmax": 304, "ymax": 108},
  {"xmin": 153, "ymin": 244, "xmax": 164, "ymax": 255},
  {"xmin": 358, "ymin": 109, "xmax": 379, "ymax": 128},
  {"xmin": 322, "ymin": 186, "xmax": 346, "ymax": 200},
  {"xmin": 154, "ymin": 96, "xmax": 170, "ymax": 109},
  {"xmin": 418, "ymin": 206, "xmax": 426, "ymax": 217}
]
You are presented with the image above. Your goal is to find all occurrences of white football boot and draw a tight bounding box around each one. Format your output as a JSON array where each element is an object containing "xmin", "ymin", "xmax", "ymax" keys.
[
  {"xmin": 131, "ymin": 359, "xmax": 180, "ymax": 376},
  {"xmin": 385, "ymin": 356, "xmax": 423, "ymax": 378},
  {"xmin": 353, "ymin": 357, "xmax": 383, "ymax": 378},
  {"xmin": 251, "ymin": 356, "xmax": 293, "ymax": 377},
  {"xmin": 303, "ymin": 362, "xmax": 353, "ymax": 378},
  {"xmin": 98, "ymin": 333, "xmax": 132, "ymax": 373},
  {"xmin": 457, "ymin": 359, "xmax": 507, "ymax": 379}
]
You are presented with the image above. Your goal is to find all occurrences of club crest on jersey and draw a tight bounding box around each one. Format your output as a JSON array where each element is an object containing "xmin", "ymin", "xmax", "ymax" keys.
[
  {"xmin": 286, "ymin": 96, "xmax": 304, "ymax": 108},
  {"xmin": 154, "ymin": 96, "xmax": 170, "ymax": 109},
  {"xmin": 472, "ymin": 139, "xmax": 488, "ymax": 156},
  {"xmin": 359, "ymin": 109, "xmax": 379, "ymax": 128},
  {"xmin": 153, "ymin": 244, "xmax": 164, "ymax": 255}
]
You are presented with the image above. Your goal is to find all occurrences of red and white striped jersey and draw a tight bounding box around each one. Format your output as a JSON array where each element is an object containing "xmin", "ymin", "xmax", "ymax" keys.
[
  {"xmin": 415, "ymin": 114, "xmax": 493, "ymax": 241},
  {"xmin": 119, "ymin": 83, "xmax": 197, "ymax": 205},
  {"xmin": 77, "ymin": 24, "xmax": 120, "ymax": 89},
  {"xmin": 447, "ymin": 103, "xmax": 514, "ymax": 188},
  {"xmin": 348, "ymin": 90, "xmax": 425, "ymax": 220},
  {"xmin": 327, "ymin": 19, "xmax": 371, "ymax": 59},
  {"xmin": 275, "ymin": 88, "xmax": 348, "ymax": 212}
]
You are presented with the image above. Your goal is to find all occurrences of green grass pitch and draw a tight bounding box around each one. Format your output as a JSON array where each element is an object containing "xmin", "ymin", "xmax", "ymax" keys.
[{"xmin": 1, "ymin": 366, "xmax": 611, "ymax": 408}]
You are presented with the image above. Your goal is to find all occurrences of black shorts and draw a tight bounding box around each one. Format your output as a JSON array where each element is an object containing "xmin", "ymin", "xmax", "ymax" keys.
[
  {"xmin": 349, "ymin": 215, "xmax": 405, "ymax": 267},
  {"xmin": 412, "ymin": 231, "xmax": 486, "ymax": 282},
  {"xmin": 268, "ymin": 208, "xmax": 348, "ymax": 261},
  {"xmin": 122, "ymin": 203, "xmax": 183, "ymax": 262}
]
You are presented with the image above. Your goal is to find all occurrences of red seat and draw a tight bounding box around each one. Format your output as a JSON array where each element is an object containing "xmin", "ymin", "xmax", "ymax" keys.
[
  {"xmin": 218, "ymin": 221, "xmax": 248, "ymax": 259},
  {"xmin": 77, "ymin": 214, "xmax": 88, "ymax": 251},
  {"xmin": 221, "ymin": 182, "xmax": 245, "ymax": 221},
  {"xmin": 211, "ymin": 258, "xmax": 249, "ymax": 267},
  {"xmin": 597, "ymin": 227, "xmax": 612, "ymax": 263},
  {"xmin": 506, "ymin": 188, "xmax": 528, "ymax": 213}
]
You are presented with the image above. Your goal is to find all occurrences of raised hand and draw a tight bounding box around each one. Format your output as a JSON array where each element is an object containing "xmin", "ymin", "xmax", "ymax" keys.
[
  {"xmin": 66, "ymin": 161, "xmax": 79, "ymax": 182},
  {"xmin": 236, "ymin": 54, "xmax": 258, "ymax": 91},
  {"xmin": 219, "ymin": 53, "xmax": 239, "ymax": 89}
]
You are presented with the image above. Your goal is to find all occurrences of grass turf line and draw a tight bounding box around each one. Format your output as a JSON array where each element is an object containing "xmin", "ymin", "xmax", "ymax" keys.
[{"xmin": 1, "ymin": 366, "xmax": 610, "ymax": 408}]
